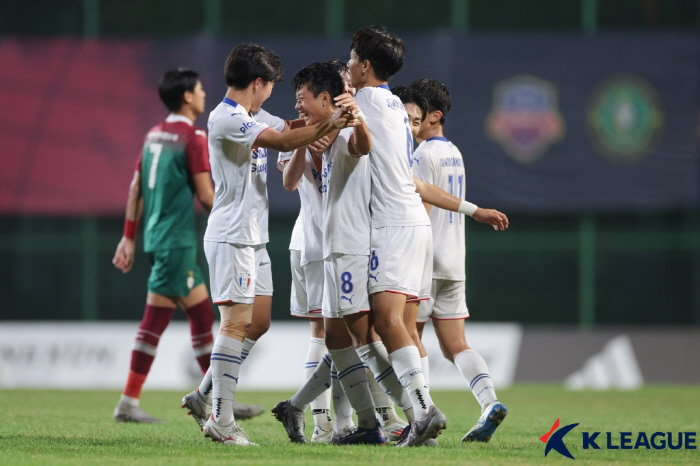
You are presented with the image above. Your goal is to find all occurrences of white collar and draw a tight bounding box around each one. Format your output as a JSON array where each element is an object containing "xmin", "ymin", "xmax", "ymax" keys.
[{"xmin": 165, "ymin": 114, "xmax": 193, "ymax": 125}]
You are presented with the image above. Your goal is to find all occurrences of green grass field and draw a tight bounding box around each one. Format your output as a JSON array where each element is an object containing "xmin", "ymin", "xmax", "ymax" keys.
[{"xmin": 2, "ymin": 385, "xmax": 698, "ymax": 465}]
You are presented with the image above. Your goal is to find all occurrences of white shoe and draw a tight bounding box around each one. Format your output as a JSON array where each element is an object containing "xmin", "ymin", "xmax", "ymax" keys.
[
  {"xmin": 181, "ymin": 389, "xmax": 211, "ymax": 430},
  {"xmin": 330, "ymin": 425, "xmax": 356, "ymax": 443},
  {"xmin": 311, "ymin": 421, "xmax": 334, "ymax": 443},
  {"xmin": 378, "ymin": 412, "xmax": 409, "ymax": 442},
  {"xmin": 202, "ymin": 415, "xmax": 257, "ymax": 446},
  {"xmin": 114, "ymin": 400, "xmax": 165, "ymax": 423}
]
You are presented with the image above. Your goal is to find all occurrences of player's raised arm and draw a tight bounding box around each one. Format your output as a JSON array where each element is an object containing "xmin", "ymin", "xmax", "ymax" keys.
[
  {"xmin": 334, "ymin": 92, "xmax": 371, "ymax": 156},
  {"xmin": 413, "ymin": 176, "xmax": 509, "ymax": 231},
  {"xmin": 113, "ymin": 169, "xmax": 142, "ymax": 273},
  {"xmin": 254, "ymin": 109, "xmax": 355, "ymax": 152}
]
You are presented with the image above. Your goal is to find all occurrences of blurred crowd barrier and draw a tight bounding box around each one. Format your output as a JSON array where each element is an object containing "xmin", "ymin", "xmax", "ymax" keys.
[{"xmin": 0, "ymin": 321, "xmax": 697, "ymax": 389}]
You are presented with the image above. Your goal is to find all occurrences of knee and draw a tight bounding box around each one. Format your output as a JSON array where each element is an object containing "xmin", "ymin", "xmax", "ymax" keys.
[{"xmin": 219, "ymin": 316, "xmax": 251, "ymax": 340}]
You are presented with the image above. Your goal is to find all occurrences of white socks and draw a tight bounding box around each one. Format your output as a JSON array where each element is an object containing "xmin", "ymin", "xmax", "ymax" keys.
[
  {"xmin": 420, "ymin": 356, "xmax": 430, "ymax": 389},
  {"xmin": 454, "ymin": 348, "xmax": 498, "ymax": 410},
  {"xmin": 357, "ymin": 341, "xmax": 414, "ymax": 422},
  {"xmin": 306, "ymin": 338, "xmax": 331, "ymax": 427},
  {"xmin": 329, "ymin": 346, "xmax": 376, "ymax": 429},
  {"xmin": 390, "ymin": 345, "xmax": 434, "ymax": 420},
  {"xmin": 240, "ymin": 337, "xmax": 256, "ymax": 363},
  {"xmin": 211, "ymin": 335, "xmax": 243, "ymax": 425},
  {"xmin": 290, "ymin": 353, "xmax": 332, "ymax": 410},
  {"xmin": 331, "ymin": 362, "xmax": 354, "ymax": 433}
]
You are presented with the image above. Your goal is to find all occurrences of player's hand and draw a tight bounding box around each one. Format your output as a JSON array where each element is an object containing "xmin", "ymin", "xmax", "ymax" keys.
[
  {"xmin": 334, "ymin": 93, "xmax": 363, "ymax": 127},
  {"xmin": 112, "ymin": 237, "xmax": 136, "ymax": 273},
  {"xmin": 473, "ymin": 208, "xmax": 509, "ymax": 231},
  {"xmin": 330, "ymin": 108, "xmax": 358, "ymax": 129},
  {"xmin": 309, "ymin": 136, "xmax": 330, "ymax": 159}
]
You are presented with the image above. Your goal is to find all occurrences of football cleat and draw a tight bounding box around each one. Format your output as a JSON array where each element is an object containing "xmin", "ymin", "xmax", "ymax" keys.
[
  {"xmin": 394, "ymin": 424, "xmax": 437, "ymax": 446},
  {"xmin": 202, "ymin": 415, "xmax": 257, "ymax": 446},
  {"xmin": 113, "ymin": 401, "xmax": 165, "ymax": 423},
  {"xmin": 181, "ymin": 389, "xmax": 211, "ymax": 430},
  {"xmin": 233, "ymin": 400, "xmax": 265, "ymax": 420},
  {"xmin": 379, "ymin": 413, "xmax": 409, "ymax": 442},
  {"xmin": 462, "ymin": 402, "xmax": 507, "ymax": 443},
  {"xmin": 330, "ymin": 425, "xmax": 356, "ymax": 443},
  {"xmin": 396, "ymin": 406, "xmax": 447, "ymax": 447},
  {"xmin": 271, "ymin": 400, "xmax": 307, "ymax": 443},
  {"xmin": 310, "ymin": 422, "xmax": 334, "ymax": 443},
  {"xmin": 331, "ymin": 423, "xmax": 387, "ymax": 445}
]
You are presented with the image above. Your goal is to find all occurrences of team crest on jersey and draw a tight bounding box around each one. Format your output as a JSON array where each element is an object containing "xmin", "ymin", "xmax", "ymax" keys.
[
  {"xmin": 587, "ymin": 74, "xmax": 664, "ymax": 164},
  {"xmin": 486, "ymin": 74, "xmax": 566, "ymax": 164},
  {"xmin": 238, "ymin": 272, "xmax": 251, "ymax": 291},
  {"xmin": 187, "ymin": 271, "xmax": 195, "ymax": 290}
]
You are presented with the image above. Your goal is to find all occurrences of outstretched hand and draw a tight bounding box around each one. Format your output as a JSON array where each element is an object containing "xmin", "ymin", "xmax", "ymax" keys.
[
  {"xmin": 112, "ymin": 237, "xmax": 136, "ymax": 273},
  {"xmin": 473, "ymin": 208, "xmax": 509, "ymax": 231}
]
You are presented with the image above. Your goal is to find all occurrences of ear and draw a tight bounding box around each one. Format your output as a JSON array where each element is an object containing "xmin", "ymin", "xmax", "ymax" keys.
[
  {"xmin": 182, "ymin": 90, "xmax": 194, "ymax": 105},
  {"xmin": 252, "ymin": 77, "xmax": 264, "ymax": 92},
  {"xmin": 320, "ymin": 91, "xmax": 331, "ymax": 107},
  {"xmin": 429, "ymin": 110, "xmax": 443, "ymax": 124},
  {"xmin": 362, "ymin": 59, "xmax": 371, "ymax": 74}
]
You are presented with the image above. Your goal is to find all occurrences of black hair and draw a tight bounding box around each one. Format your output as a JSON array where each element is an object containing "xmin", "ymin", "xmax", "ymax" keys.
[
  {"xmin": 325, "ymin": 59, "xmax": 349, "ymax": 75},
  {"xmin": 224, "ymin": 42, "xmax": 284, "ymax": 89},
  {"xmin": 409, "ymin": 78, "xmax": 451, "ymax": 125},
  {"xmin": 292, "ymin": 62, "xmax": 345, "ymax": 101},
  {"xmin": 391, "ymin": 86, "xmax": 428, "ymax": 122},
  {"xmin": 158, "ymin": 68, "xmax": 199, "ymax": 112},
  {"xmin": 350, "ymin": 26, "xmax": 404, "ymax": 82}
]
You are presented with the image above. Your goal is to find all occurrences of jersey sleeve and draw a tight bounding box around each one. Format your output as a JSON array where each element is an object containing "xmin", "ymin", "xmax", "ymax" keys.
[
  {"xmin": 334, "ymin": 128, "xmax": 353, "ymax": 157},
  {"xmin": 220, "ymin": 111, "xmax": 270, "ymax": 149},
  {"xmin": 277, "ymin": 150, "xmax": 293, "ymax": 172},
  {"xmin": 134, "ymin": 151, "xmax": 143, "ymax": 172},
  {"xmin": 185, "ymin": 128, "xmax": 211, "ymax": 174},
  {"xmin": 412, "ymin": 144, "xmax": 435, "ymax": 184},
  {"xmin": 255, "ymin": 108, "xmax": 286, "ymax": 132}
]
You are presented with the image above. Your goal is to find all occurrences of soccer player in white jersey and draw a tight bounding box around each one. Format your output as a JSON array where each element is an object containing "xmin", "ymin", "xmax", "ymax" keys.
[
  {"xmin": 272, "ymin": 61, "xmax": 392, "ymax": 446},
  {"xmin": 181, "ymin": 43, "xmax": 357, "ymax": 446},
  {"xmin": 342, "ymin": 25, "xmax": 449, "ymax": 447},
  {"xmin": 409, "ymin": 79, "xmax": 508, "ymax": 443},
  {"xmin": 275, "ymin": 64, "xmax": 336, "ymax": 442}
]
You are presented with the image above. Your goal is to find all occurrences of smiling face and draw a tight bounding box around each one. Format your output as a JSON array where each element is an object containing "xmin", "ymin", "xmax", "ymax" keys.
[
  {"xmin": 404, "ymin": 103, "xmax": 424, "ymax": 139},
  {"xmin": 295, "ymin": 84, "xmax": 333, "ymax": 126}
]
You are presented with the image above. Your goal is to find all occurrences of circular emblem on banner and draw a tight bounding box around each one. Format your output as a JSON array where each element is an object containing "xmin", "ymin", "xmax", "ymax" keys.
[
  {"xmin": 486, "ymin": 74, "xmax": 566, "ymax": 164},
  {"xmin": 586, "ymin": 74, "xmax": 664, "ymax": 164}
]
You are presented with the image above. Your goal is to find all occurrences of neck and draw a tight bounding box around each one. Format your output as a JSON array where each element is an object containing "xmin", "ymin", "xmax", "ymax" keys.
[
  {"xmin": 355, "ymin": 77, "xmax": 388, "ymax": 91},
  {"xmin": 174, "ymin": 108, "xmax": 197, "ymax": 124},
  {"xmin": 420, "ymin": 125, "xmax": 444, "ymax": 141},
  {"xmin": 225, "ymin": 87, "xmax": 254, "ymax": 114}
]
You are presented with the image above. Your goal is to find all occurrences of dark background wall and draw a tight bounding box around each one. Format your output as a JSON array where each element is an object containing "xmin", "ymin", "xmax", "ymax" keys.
[{"xmin": 1, "ymin": 0, "xmax": 700, "ymax": 327}]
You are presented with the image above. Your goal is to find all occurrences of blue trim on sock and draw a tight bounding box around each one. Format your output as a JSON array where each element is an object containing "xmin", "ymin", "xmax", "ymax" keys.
[{"xmin": 469, "ymin": 373, "xmax": 490, "ymax": 390}]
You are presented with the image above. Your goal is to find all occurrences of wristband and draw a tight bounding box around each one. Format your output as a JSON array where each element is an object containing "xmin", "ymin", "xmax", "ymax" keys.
[
  {"xmin": 458, "ymin": 200, "xmax": 478, "ymax": 217},
  {"xmin": 123, "ymin": 219, "xmax": 138, "ymax": 240},
  {"xmin": 356, "ymin": 109, "xmax": 367, "ymax": 123}
]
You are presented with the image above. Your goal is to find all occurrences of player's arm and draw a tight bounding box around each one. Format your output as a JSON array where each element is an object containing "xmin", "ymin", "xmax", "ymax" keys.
[
  {"xmin": 413, "ymin": 176, "xmax": 509, "ymax": 231},
  {"xmin": 112, "ymin": 170, "xmax": 142, "ymax": 273},
  {"xmin": 255, "ymin": 109, "xmax": 355, "ymax": 152},
  {"xmin": 334, "ymin": 93, "xmax": 371, "ymax": 156},
  {"xmin": 282, "ymin": 146, "xmax": 307, "ymax": 192},
  {"xmin": 193, "ymin": 172, "xmax": 214, "ymax": 211}
]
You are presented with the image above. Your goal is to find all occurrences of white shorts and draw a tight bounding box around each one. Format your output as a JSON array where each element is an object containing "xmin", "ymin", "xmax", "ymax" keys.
[
  {"xmin": 368, "ymin": 225, "xmax": 433, "ymax": 299},
  {"xmin": 204, "ymin": 241, "xmax": 273, "ymax": 305},
  {"xmin": 417, "ymin": 279, "xmax": 470, "ymax": 323},
  {"xmin": 289, "ymin": 250, "xmax": 324, "ymax": 319},
  {"xmin": 322, "ymin": 253, "xmax": 371, "ymax": 319}
]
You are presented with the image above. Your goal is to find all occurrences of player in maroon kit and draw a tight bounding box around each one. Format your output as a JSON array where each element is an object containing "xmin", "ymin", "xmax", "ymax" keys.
[{"xmin": 112, "ymin": 68, "xmax": 263, "ymax": 422}]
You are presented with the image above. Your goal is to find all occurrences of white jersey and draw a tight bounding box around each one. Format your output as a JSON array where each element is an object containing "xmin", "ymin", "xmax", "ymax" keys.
[
  {"xmin": 412, "ymin": 137, "xmax": 466, "ymax": 280},
  {"xmin": 205, "ymin": 98, "xmax": 284, "ymax": 245},
  {"xmin": 354, "ymin": 85, "xmax": 430, "ymax": 228},
  {"xmin": 289, "ymin": 211, "xmax": 303, "ymax": 251},
  {"xmin": 321, "ymin": 127, "xmax": 371, "ymax": 258},
  {"xmin": 277, "ymin": 150, "xmax": 324, "ymax": 263}
]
